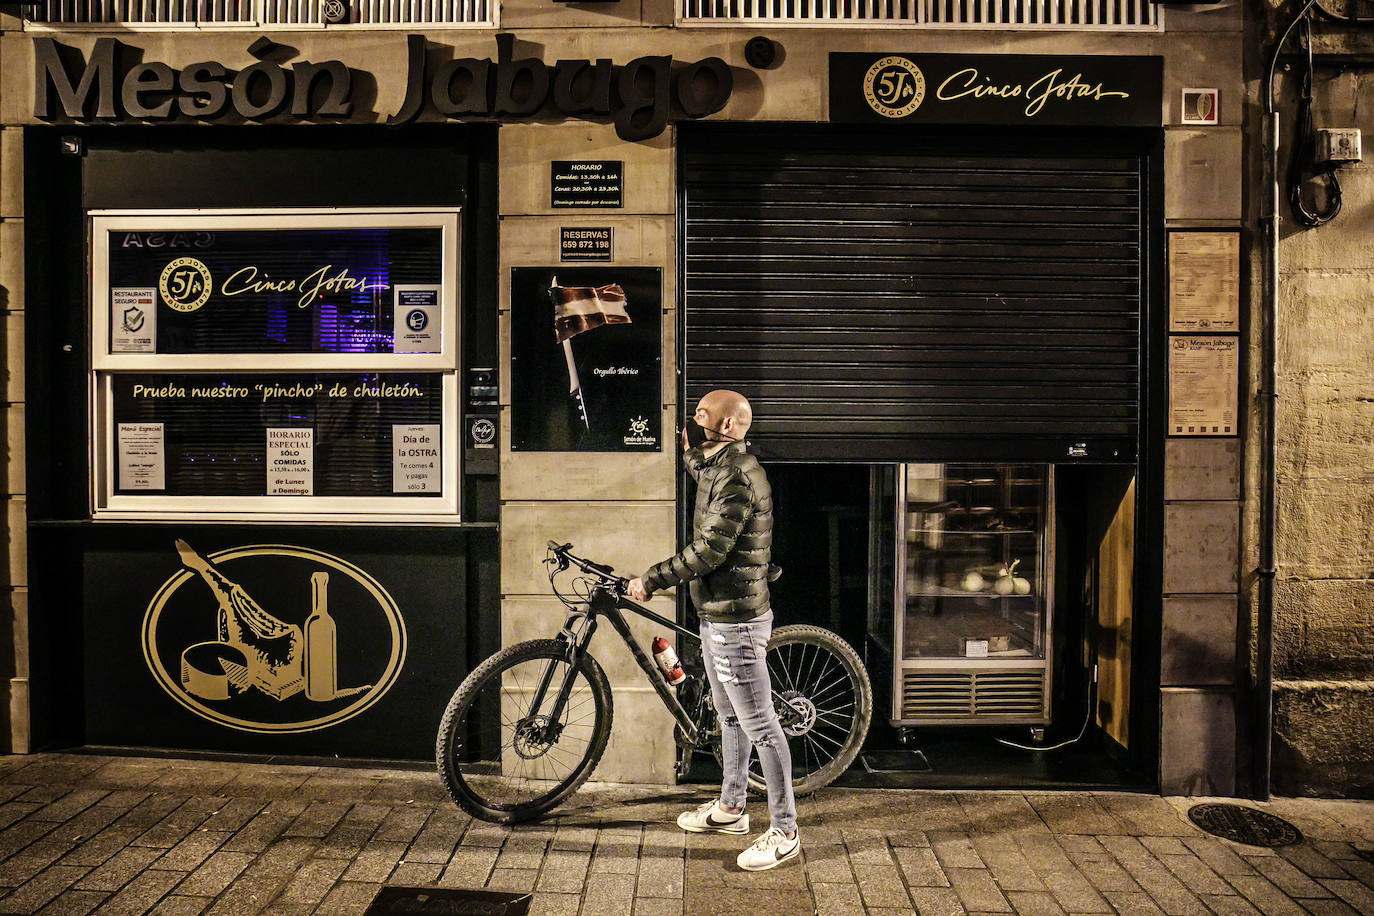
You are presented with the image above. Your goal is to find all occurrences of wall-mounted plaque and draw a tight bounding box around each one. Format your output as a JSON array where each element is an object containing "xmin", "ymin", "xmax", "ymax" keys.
[
  {"xmin": 1169, "ymin": 336, "xmax": 1238, "ymax": 436},
  {"xmin": 560, "ymin": 227, "xmax": 613, "ymax": 262},
  {"xmin": 551, "ymin": 161, "xmax": 623, "ymax": 209},
  {"xmin": 1170, "ymin": 232, "xmax": 1239, "ymax": 332}
]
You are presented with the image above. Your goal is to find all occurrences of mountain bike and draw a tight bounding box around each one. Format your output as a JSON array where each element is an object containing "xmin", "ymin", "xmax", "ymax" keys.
[{"xmin": 436, "ymin": 541, "xmax": 873, "ymax": 824}]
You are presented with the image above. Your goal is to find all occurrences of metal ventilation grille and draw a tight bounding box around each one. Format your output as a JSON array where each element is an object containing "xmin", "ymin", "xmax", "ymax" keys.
[
  {"xmin": 29, "ymin": 0, "xmax": 491, "ymax": 24},
  {"xmin": 901, "ymin": 670, "xmax": 1046, "ymax": 721},
  {"xmin": 680, "ymin": 0, "xmax": 1158, "ymax": 26}
]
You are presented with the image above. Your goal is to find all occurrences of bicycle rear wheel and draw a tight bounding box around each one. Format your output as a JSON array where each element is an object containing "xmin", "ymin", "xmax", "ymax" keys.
[
  {"xmin": 749, "ymin": 624, "xmax": 872, "ymax": 796},
  {"xmin": 436, "ymin": 639, "xmax": 613, "ymax": 824}
]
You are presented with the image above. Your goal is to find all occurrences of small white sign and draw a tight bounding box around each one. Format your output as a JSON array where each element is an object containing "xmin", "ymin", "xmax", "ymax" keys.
[
  {"xmin": 393, "ymin": 424, "xmax": 441, "ymax": 493},
  {"xmin": 964, "ymin": 638, "xmax": 990, "ymax": 659},
  {"xmin": 111, "ymin": 288, "xmax": 157, "ymax": 353},
  {"xmin": 266, "ymin": 428, "xmax": 314, "ymax": 496},
  {"xmin": 1181, "ymin": 88, "xmax": 1219, "ymax": 126},
  {"xmin": 393, "ymin": 285, "xmax": 441, "ymax": 354},
  {"xmin": 118, "ymin": 422, "xmax": 165, "ymax": 490}
]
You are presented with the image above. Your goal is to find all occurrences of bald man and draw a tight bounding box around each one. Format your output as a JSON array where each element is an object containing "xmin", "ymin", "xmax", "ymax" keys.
[{"xmin": 628, "ymin": 390, "xmax": 800, "ymax": 871}]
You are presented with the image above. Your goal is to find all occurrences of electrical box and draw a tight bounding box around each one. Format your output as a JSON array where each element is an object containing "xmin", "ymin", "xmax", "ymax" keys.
[{"xmin": 1316, "ymin": 128, "xmax": 1362, "ymax": 166}]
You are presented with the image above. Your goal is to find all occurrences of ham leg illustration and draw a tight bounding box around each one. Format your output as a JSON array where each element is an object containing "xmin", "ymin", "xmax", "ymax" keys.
[{"xmin": 548, "ymin": 278, "xmax": 632, "ymax": 431}]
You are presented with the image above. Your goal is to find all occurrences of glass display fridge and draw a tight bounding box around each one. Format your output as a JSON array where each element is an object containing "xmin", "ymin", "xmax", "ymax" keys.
[{"xmin": 894, "ymin": 463, "xmax": 1054, "ymax": 726}]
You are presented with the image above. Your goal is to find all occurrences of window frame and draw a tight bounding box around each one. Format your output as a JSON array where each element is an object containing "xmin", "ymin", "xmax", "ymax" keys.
[{"xmin": 88, "ymin": 207, "xmax": 463, "ymax": 523}]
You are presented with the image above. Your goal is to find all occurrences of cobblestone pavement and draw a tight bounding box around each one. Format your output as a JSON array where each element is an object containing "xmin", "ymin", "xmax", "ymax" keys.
[{"xmin": 0, "ymin": 754, "xmax": 1370, "ymax": 915}]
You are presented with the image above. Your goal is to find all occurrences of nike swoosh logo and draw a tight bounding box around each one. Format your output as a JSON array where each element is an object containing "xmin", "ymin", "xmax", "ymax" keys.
[{"xmin": 705, "ymin": 814, "xmax": 739, "ymax": 826}]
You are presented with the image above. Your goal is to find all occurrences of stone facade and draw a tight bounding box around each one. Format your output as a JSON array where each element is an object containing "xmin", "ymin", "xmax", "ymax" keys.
[{"xmin": 0, "ymin": 0, "xmax": 1329, "ymax": 797}]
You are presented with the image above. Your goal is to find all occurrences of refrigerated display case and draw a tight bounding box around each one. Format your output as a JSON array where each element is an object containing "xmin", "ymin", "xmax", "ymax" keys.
[{"xmin": 894, "ymin": 463, "xmax": 1054, "ymax": 725}]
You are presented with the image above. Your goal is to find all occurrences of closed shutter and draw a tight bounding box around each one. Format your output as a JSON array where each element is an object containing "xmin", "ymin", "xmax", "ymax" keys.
[{"xmin": 681, "ymin": 126, "xmax": 1152, "ymax": 463}]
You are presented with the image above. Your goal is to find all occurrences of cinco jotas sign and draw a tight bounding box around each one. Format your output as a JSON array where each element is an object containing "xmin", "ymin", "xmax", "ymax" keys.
[{"xmin": 32, "ymin": 34, "xmax": 734, "ymax": 142}]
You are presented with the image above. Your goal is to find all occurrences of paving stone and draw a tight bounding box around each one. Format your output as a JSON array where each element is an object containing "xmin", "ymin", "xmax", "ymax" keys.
[
  {"xmin": 72, "ymin": 844, "xmax": 163, "ymax": 892},
  {"xmin": 947, "ymin": 865, "xmax": 1013, "ymax": 912},
  {"xmin": 1100, "ymin": 836, "xmax": 1210, "ymax": 915},
  {"xmin": 146, "ymin": 896, "xmax": 212, "ymax": 916},
  {"xmin": 198, "ymin": 799, "xmax": 265, "ymax": 834},
  {"xmin": 1321, "ymin": 877, "xmax": 1374, "ymax": 912},
  {"xmin": 0, "ymin": 819, "xmax": 59, "ymax": 861},
  {"xmin": 389, "ymin": 861, "xmax": 445, "ymax": 885},
  {"xmin": 203, "ymin": 868, "xmax": 291, "ymax": 916},
  {"xmin": 957, "ymin": 794, "xmax": 1050, "ymax": 836},
  {"xmin": 908, "ymin": 885, "xmax": 969, "ymax": 916},
  {"xmin": 538, "ymin": 849, "xmax": 593, "ymax": 894},
  {"xmin": 1077, "ymin": 857, "xmax": 1141, "ymax": 894},
  {"xmin": 58, "ymin": 824, "xmax": 145, "ymax": 869},
  {"xmin": 0, "ymin": 863, "xmax": 87, "ymax": 913},
  {"xmin": 343, "ymin": 839, "xmax": 407, "ymax": 882},
  {"xmin": 1100, "ymin": 889, "xmax": 1165, "ymax": 915},
  {"xmin": 97, "ymin": 869, "xmax": 186, "ymax": 916},
  {"xmin": 894, "ymin": 845, "xmax": 949, "ymax": 887},
  {"xmin": 581, "ymin": 873, "xmax": 637, "ymax": 916},
  {"xmin": 316, "ymin": 803, "xmax": 391, "ymax": 859},
  {"xmin": 497, "ymin": 835, "xmax": 549, "ymax": 871},
  {"xmin": 888, "ymin": 830, "xmax": 931, "ymax": 847},
  {"xmin": 34, "ymin": 889, "xmax": 109, "ymax": 916},
  {"xmin": 152, "ymin": 830, "xmax": 230, "ymax": 872},
  {"xmin": 972, "ymin": 836, "xmax": 1046, "ymax": 892},
  {"xmin": 528, "ymin": 892, "xmax": 580, "ymax": 916},
  {"xmin": 1016, "ymin": 835, "xmax": 1080, "ymax": 876},
  {"xmin": 1028, "ymin": 796, "xmax": 1124, "ymax": 836},
  {"xmin": 1006, "ymin": 890, "xmax": 1068, "ymax": 916},
  {"xmin": 635, "ymin": 854, "xmax": 683, "ymax": 899},
  {"xmin": 1057, "ymin": 835, "xmax": 1113, "ymax": 863},
  {"xmin": 551, "ymin": 825, "xmax": 597, "ymax": 853},
  {"xmin": 800, "ymin": 843, "xmax": 854, "ymax": 884},
  {"xmin": 150, "ymin": 765, "xmax": 237, "ymax": 796},
  {"xmin": 46, "ymin": 802, "xmax": 125, "ymax": 846},
  {"xmin": 0, "ymin": 802, "xmax": 40, "ymax": 831},
  {"xmin": 439, "ymin": 844, "xmax": 499, "ymax": 887},
  {"xmin": 173, "ymin": 850, "xmax": 257, "ymax": 897},
  {"xmin": 1094, "ymin": 796, "xmax": 1195, "ymax": 837},
  {"xmin": 1157, "ymin": 851, "xmax": 1235, "ymax": 897},
  {"xmin": 274, "ymin": 857, "xmax": 349, "ymax": 905},
  {"xmin": 1337, "ymin": 856, "xmax": 1374, "ymax": 887},
  {"xmin": 488, "ymin": 867, "xmax": 539, "ymax": 892},
  {"xmin": 0, "ymin": 843, "xmax": 69, "ymax": 886},
  {"xmin": 134, "ymin": 797, "xmax": 225, "ymax": 849},
  {"xmin": 96, "ymin": 791, "xmax": 154, "ymax": 812},
  {"xmin": 855, "ymin": 863, "xmax": 914, "ymax": 909},
  {"xmin": 1179, "ymin": 837, "xmax": 1256, "ymax": 878},
  {"xmin": 1279, "ymin": 843, "xmax": 1352, "ymax": 880},
  {"xmin": 16, "ymin": 785, "xmax": 74, "ymax": 806},
  {"xmin": 1299, "ymin": 899, "xmax": 1362, "ymax": 916},
  {"xmin": 221, "ymin": 808, "xmax": 295, "ymax": 854},
  {"xmin": 247, "ymin": 837, "xmax": 319, "ymax": 878},
  {"xmin": 405, "ymin": 807, "xmax": 469, "ymax": 864},
  {"xmin": 843, "ymin": 827, "xmax": 895, "ymax": 866},
  {"xmin": 220, "ymin": 769, "xmax": 317, "ymax": 800},
  {"xmin": 1039, "ymin": 868, "xmax": 1112, "ymax": 914},
  {"xmin": 314, "ymin": 880, "xmax": 383, "ymax": 915},
  {"xmin": 28, "ymin": 790, "xmax": 109, "ymax": 823},
  {"xmin": 632, "ymin": 898, "xmax": 685, "ymax": 916},
  {"xmin": 1140, "ymin": 837, "xmax": 1190, "ymax": 857},
  {"xmin": 293, "ymin": 772, "xmax": 379, "ymax": 801},
  {"xmin": 1199, "ymin": 894, "xmax": 1261, "ymax": 915},
  {"xmin": 931, "ymin": 832, "xmax": 986, "ymax": 870},
  {"xmin": 1240, "ymin": 852, "xmax": 1333, "ymax": 898},
  {"xmin": 112, "ymin": 795, "xmax": 186, "ymax": 831},
  {"xmin": 282, "ymin": 800, "xmax": 351, "ymax": 838},
  {"xmin": 373, "ymin": 805, "xmax": 432, "ymax": 845},
  {"xmin": 1223, "ymin": 873, "xmax": 1307, "ymax": 916},
  {"xmin": 1309, "ymin": 840, "xmax": 1361, "ymax": 861},
  {"xmin": 591, "ymin": 829, "xmax": 642, "ymax": 875},
  {"xmin": 460, "ymin": 820, "xmax": 510, "ymax": 848},
  {"xmin": 681, "ymin": 887, "xmax": 813, "ymax": 916},
  {"xmin": 811, "ymin": 881, "xmax": 863, "ymax": 916}
]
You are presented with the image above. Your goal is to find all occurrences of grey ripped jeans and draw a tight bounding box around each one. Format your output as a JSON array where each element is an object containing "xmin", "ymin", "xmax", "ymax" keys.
[{"xmin": 700, "ymin": 610, "xmax": 797, "ymax": 835}]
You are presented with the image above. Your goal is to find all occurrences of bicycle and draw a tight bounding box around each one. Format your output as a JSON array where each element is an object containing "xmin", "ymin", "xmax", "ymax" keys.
[{"xmin": 436, "ymin": 541, "xmax": 873, "ymax": 824}]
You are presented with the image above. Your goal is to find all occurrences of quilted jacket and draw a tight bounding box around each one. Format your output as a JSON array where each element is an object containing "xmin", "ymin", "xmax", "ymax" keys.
[{"xmin": 641, "ymin": 440, "xmax": 772, "ymax": 622}]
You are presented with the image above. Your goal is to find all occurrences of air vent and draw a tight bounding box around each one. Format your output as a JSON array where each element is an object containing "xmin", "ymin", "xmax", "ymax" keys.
[
  {"xmin": 902, "ymin": 669, "xmax": 1046, "ymax": 723},
  {"xmin": 28, "ymin": 0, "xmax": 492, "ymax": 25},
  {"xmin": 680, "ymin": 0, "xmax": 1158, "ymax": 28}
]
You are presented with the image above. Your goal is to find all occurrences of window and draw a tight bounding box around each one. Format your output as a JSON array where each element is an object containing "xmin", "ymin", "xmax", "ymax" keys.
[
  {"xmin": 90, "ymin": 209, "xmax": 461, "ymax": 522},
  {"xmin": 27, "ymin": 0, "xmax": 495, "ymax": 28}
]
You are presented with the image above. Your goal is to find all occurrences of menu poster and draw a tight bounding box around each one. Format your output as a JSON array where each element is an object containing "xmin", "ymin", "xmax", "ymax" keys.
[
  {"xmin": 510, "ymin": 267, "xmax": 662, "ymax": 452},
  {"xmin": 118, "ymin": 422, "xmax": 165, "ymax": 490},
  {"xmin": 393, "ymin": 424, "xmax": 441, "ymax": 493},
  {"xmin": 266, "ymin": 428, "xmax": 314, "ymax": 495},
  {"xmin": 1169, "ymin": 336, "xmax": 1238, "ymax": 436},
  {"xmin": 393, "ymin": 285, "xmax": 441, "ymax": 354},
  {"xmin": 1169, "ymin": 232, "xmax": 1239, "ymax": 332},
  {"xmin": 111, "ymin": 288, "xmax": 157, "ymax": 353}
]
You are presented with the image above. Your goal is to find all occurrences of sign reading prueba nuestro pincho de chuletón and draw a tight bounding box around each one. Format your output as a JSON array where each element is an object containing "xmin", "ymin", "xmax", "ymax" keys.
[{"xmin": 830, "ymin": 53, "xmax": 1162, "ymax": 127}]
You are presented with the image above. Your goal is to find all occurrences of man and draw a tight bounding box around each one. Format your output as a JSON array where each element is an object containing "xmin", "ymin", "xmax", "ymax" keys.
[{"xmin": 627, "ymin": 390, "xmax": 799, "ymax": 871}]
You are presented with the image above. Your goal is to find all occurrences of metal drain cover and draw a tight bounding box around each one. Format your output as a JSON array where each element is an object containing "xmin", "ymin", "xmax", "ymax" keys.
[
  {"xmin": 1188, "ymin": 803, "xmax": 1303, "ymax": 848},
  {"xmin": 365, "ymin": 887, "xmax": 531, "ymax": 915}
]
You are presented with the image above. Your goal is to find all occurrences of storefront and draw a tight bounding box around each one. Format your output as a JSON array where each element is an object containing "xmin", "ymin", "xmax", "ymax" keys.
[{"xmin": 0, "ymin": 5, "xmax": 1247, "ymax": 795}]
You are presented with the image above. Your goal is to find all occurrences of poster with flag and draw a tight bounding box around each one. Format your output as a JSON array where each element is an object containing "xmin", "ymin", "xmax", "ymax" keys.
[{"xmin": 511, "ymin": 267, "xmax": 661, "ymax": 452}]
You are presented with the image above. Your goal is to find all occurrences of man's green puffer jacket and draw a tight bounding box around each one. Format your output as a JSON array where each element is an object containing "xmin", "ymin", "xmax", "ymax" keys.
[{"xmin": 641, "ymin": 440, "xmax": 772, "ymax": 623}]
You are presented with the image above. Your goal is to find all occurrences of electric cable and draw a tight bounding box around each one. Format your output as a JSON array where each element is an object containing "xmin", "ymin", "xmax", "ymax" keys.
[
  {"xmin": 1287, "ymin": 17, "xmax": 1344, "ymax": 226},
  {"xmin": 994, "ymin": 663, "xmax": 1097, "ymax": 753}
]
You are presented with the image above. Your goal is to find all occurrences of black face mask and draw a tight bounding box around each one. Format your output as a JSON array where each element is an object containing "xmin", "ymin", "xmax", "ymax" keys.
[{"xmin": 684, "ymin": 417, "xmax": 738, "ymax": 449}]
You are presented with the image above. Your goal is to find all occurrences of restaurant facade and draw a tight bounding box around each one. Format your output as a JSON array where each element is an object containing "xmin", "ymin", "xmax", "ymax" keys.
[{"xmin": 0, "ymin": 0, "xmax": 1321, "ymax": 798}]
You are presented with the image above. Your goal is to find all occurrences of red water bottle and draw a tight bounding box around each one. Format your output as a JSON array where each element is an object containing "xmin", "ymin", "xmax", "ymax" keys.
[{"xmin": 652, "ymin": 637, "xmax": 686, "ymax": 686}]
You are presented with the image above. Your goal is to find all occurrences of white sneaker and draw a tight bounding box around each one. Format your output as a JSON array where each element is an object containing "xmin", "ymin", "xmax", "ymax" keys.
[
  {"xmin": 677, "ymin": 800, "xmax": 749, "ymax": 834},
  {"xmin": 736, "ymin": 827, "xmax": 801, "ymax": 871}
]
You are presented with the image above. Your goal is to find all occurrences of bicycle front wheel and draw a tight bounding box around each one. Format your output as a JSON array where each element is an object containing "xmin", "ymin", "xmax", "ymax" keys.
[
  {"xmin": 436, "ymin": 639, "xmax": 613, "ymax": 824},
  {"xmin": 750, "ymin": 624, "xmax": 872, "ymax": 796}
]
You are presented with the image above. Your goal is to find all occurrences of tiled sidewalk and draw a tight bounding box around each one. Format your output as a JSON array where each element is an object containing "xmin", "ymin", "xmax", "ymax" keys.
[{"xmin": 0, "ymin": 753, "xmax": 1369, "ymax": 915}]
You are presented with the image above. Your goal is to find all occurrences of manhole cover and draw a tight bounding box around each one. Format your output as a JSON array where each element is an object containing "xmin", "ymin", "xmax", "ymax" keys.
[
  {"xmin": 365, "ymin": 887, "xmax": 531, "ymax": 915},
  {"xmin": 1188, "ymin": 803, "xmax": 1303, "ymax": 848}
]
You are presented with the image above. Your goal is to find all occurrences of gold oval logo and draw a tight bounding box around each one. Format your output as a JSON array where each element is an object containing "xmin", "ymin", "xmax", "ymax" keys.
[
  {"xmin": 142, "ymin": 541, "xmax": 407, "ymax": 734},
  {"xmin": 159, "ymin": 257, "xmax": 213, "ymax": 312},
  {"xmin": 863, "ymin": 56, "xmax": 926, "ymax": 119}
]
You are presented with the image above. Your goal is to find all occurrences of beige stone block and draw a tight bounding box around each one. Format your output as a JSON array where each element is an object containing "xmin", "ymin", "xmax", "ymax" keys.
[
  {"xmin": 1273, "ymin": 579, "xmax": 1374, "ymax": 680},
  {"xmin": 596, "ymin": 685, "xmax": 676, "ymax": 783},
  {"xmin": 501, "ymin": 500, "xmax": 675, "ymax": 595},
  {"xmin": 1274, "ymin": 375, "xmax": 1374, "ymax": 481},
  {"xmin": 0, "ymin": 130, "xmax": 21, "ymax": 219},
  {"xmin": 1162, "ymin": 35, "xmax": 1242, "ymax": 127},
  {"xmin": 5, "ymin": 405, "xmax": 21, "ymax": 497},
  {"xmin": 1164, "ymin": 439, "xmax": 1240, "ymax": 501},
  {"xmin": 1275, "ymin": 476, "xmax": 1374, "ymax": 578},
  {"xmin": 0, "ymin": 220, "xmax": 20, "ymax": 314},
  {"xmin": 1162, "ymin": 0, "xmax": 1243, "ymax": 33},
  {"xmin": 1272, "ymin": 683, "xmax": 1374, "ymax": 796},
  {"xmin": 1163, "ymin": 501, "xmax": 1238, "ymax": 594},
  {"xmin": 499, "ymin": 214, "xmax": 674, "ymax": 267},
  {"xmin": 499, "ymin": 0, "xmax": 644, "ymax": 29},
  {"xmin": 1165, "ymin": 129, "xmax": 1242, "ymax": 222},
  {"xmin": 1278, "ymin": 271, "xmax": 1374, "ymax": 369},
  {"xmin": 500, "ymin": 410, "xmax": 676, "ymax": 501},
  {"xmin": 1161, "ymin": 596, "xmax": 1236, "ymax": 687},
  {"xmin": 5, "ymin": 309, "xmax": 21, "ymax": 405},
  {"xmin": 498, "ymin": 123, "xmax": 673, "ymax": 217},
  {"xmin": 7, "ymin": 676, "xmax": 26, "ymax": 756},
  {"xmin": 9, "ymin": 587, "xmax": 25, "ymax": 679},
  {"xmin": 501, "ymin": 594, "xmax": 685, "ymax": 687},
  {"xmin": 6, "ymin": 496, "xmax": 23, "ymax": 588},
  {"xmin": 1278, "ymin": 166, "xmax": 1374, "ymax": 268},
  {"xmin": 1159, "ymin": 688, "xmax": 1235, "ymax": 795}
]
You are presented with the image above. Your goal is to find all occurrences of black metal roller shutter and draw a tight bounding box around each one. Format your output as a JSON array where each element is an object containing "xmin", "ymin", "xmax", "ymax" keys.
[{"xmin": 681, "ymin": 126, "xmax": 1151, "ymax": 463}]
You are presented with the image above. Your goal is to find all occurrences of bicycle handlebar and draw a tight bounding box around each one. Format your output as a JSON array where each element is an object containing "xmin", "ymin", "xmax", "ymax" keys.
[{"xmin": 545, "ymin": 541, "xmax": 628, "ymax": 586}]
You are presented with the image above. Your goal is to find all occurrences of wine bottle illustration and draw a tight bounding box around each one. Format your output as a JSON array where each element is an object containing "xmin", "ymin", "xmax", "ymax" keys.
[{"xmin": 305, "ymin": 572, "xmax": 337, "ymax": 701}]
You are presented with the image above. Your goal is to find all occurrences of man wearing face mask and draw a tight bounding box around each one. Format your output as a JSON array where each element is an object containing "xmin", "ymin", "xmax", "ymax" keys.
[{"xmin": 627, "ymin": 390, "xmax": 799, "ymax": 871}]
